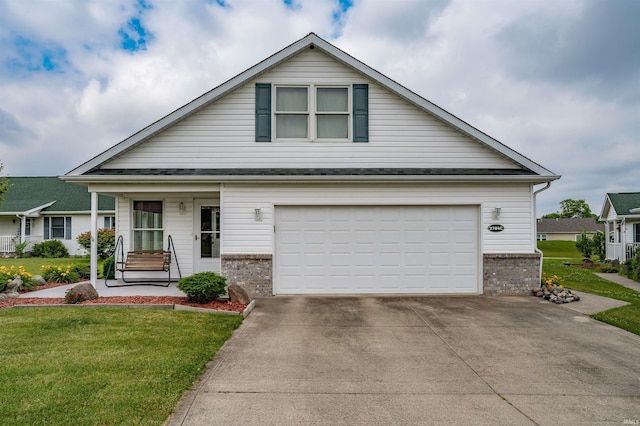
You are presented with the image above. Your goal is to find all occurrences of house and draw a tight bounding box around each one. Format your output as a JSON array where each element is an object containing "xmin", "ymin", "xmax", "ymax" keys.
[
  {"xmin": 536, "ymin": 217, "xmax": 604, "ymax": 242},
  {"xmin": 0, "ymin": 177, "xmax": 115, "ymax": 255},
  {"xmin": 600, "ymin": 192, "xmax": 640, "ymax": 262},
  {"xmin": 62, "ymin": 33, "xmax": 559, "ymax": 297}
]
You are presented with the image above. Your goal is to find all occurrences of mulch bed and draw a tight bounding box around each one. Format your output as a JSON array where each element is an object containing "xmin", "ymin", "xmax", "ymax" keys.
[{"xmin": 0, "ymin": 282, "xmax": 248, "ymax": 313}]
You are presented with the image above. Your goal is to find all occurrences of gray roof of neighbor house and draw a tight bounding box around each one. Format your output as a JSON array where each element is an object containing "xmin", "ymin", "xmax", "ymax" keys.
[
  {"xmin": 604, "ymin": 192, "xmax": 640, "ymax": 216},
  {"xmin": 0, "ymin": 177, "xmax": 115, "ymax": 214},
  {"xmin": 536, "ymin": 217, "xmax": 604, "ymax": 234},
  {"xmin": 64, "ymin": 32, "xmax": 559, "ymax": 182}
]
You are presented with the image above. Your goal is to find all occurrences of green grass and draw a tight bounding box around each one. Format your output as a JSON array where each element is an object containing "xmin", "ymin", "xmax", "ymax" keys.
[
  {"xmin": 542, "ymin": 257, "xmax": 640, "ymax": 336},
  {"xmin": 537, "ymin": 240, "xmax": 582, "ymax": 258},
  {"xmin": 0, "ymin": 308, "xmax": 242, "ymax": 425}
]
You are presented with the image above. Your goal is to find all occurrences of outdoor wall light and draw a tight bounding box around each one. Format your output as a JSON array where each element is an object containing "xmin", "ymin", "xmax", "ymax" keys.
[
  {"xmin": 492, "ymin": 207, "xmax": 502, "ymax": 220},
  {"xmin": 179, "ymin": 202, "xmax": 187, "ymax": 215},
  {"xmin": 254, "ymin": 208, "xmax": 263, "ymax": 221}
]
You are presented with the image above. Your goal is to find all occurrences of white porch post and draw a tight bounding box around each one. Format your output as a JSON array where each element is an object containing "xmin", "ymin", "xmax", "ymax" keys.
[
  {"xmin": 90, "ymin": 191, "xmax": 98, "ymax": 287},
  {"xmin": 19, "ymin": 215, "xmax": 26, "ymax": 244}
]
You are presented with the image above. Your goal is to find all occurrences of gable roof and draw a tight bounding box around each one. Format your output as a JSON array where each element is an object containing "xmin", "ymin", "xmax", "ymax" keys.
[
  {"xmin": 536, "ymin": 217, "xmax": 604, "ymax": 234},
  {"xmin": 601, "ymin": 192, "xmax": 640, "ymax": 218},
  {"xmin": 0, "ymin": 177, "xmax": 115, "ymax": 215},
  {"xmin": 65, "ymin": 33, "xmax": 559, "ymax": 182}
]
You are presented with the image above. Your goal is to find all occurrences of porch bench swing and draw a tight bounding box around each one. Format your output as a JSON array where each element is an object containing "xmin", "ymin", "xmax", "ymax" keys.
[{"xmin": 105, "ymin": 235, "xmax": 182, "ymax": 287}]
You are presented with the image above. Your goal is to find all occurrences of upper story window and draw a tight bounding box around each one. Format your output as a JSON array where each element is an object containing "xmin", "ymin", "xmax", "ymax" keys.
[
  {"xmin": 256, "ymin": 83, "xmax": 368, "ymax": 143},
  {"xmin": 274, "ymin": 85, "xmax": 349, "ymax": 140}
]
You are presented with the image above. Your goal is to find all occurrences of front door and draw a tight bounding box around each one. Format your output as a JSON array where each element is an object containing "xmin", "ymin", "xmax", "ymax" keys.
[{"xmin": 194, "ymin": 199, "xmax": 221, "ymax": 273}]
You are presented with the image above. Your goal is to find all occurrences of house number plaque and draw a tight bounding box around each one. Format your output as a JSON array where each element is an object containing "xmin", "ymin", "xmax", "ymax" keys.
[{"xmin": 488, "ymin": 224, "xmax": 504, "ymax": 232}]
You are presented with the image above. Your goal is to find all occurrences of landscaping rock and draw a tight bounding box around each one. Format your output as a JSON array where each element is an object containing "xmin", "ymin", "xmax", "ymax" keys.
[
  {"xmin": 32, "ymin": 275, "xmax": 47, "ymax": 286},
  {"xmin": 532, "ymin": 284, "xmax": 580, "ymax": 304},
  {"xmin": 67, "ymin": 283, "xmax": 99, "ymax": 303},
  {"xmin": 228, "ymin": 284, "xmax": 251, "ymax": 304}
]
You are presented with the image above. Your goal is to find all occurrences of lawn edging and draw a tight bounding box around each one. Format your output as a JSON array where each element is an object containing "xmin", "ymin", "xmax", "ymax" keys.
[{"xmin": 9, "ymin": 299, "xmax": 256, "ymax": 316}]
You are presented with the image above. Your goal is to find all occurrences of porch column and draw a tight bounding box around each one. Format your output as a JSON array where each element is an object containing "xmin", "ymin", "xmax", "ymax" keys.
[
  {"xmin": 19, "ymin": 215, "xmax": 26, "ymax": 244},
  {"xmin": 90, "ymin": 191, "xmax": 98, "ymax": 287}
]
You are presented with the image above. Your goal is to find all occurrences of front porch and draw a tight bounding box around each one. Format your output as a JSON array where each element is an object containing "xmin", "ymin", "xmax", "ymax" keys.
[{"xmin": 19, "ymin": 279, "xmax": 187, "ymax": 299}]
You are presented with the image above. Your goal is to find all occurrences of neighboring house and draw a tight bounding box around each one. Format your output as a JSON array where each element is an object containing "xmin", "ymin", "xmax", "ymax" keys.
[
  {"xmin": 0, "ymin": 177, "xmax": 115, "ymax": 255},
  {"xmin": 536, "ymin": 218, "xmax": 604, "ymax": 242},
  {"xmin": 62, "ymin": 33, "xmax": 559, "ymax": 297},
  {"xmin": 600, "ymin": 192, "xmax": 640, "ymax": 262}
]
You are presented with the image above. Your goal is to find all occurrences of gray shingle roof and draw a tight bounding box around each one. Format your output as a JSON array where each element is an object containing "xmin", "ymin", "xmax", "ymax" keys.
[
  {"xmin": 0, "ymin": 177, "xmax": 115, "ymax": 213},
  {"xmin": 85, "ymin": 168, "xmax": 537, "ymax": 176},
  {"xmin": 536, "ymin": 218, "xmax": 604, "ymax": 233}
]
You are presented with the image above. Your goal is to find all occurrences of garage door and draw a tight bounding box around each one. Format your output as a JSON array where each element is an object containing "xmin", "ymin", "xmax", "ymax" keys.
[{"xmin": 275, "ymin": 206, "xmax": 478, "ymax": 294}]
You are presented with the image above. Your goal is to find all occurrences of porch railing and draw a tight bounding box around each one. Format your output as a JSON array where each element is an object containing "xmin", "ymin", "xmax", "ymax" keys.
[
  {"xmin": 627, "ymin": 243, "xmax": 640, "ymax": 260},
  {"xmin": 0, "ymin": 236, "xmax": 43, "ymax": 253}
]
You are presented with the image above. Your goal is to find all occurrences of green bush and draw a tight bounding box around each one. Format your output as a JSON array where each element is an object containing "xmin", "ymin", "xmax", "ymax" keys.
[
  {"xmin": 72, "ymin": 264, "xmax": 91, "ymax": 279},
  {"xmin": 31, "ymin": 240, "xmax": 69, "ymax": 258},
  {"xmin": 575, "ymin": 231, "xmax": 593, "ymax": 258},
  {"xmin": 621, "ymin": 251, "xmax": 640, "ymax": 282},
  {"xmin": 76, "ymin": 228, "xmax": 116, "ymax": 260},
  {"xmin": 103, "ymin": 257, "xmax": 116, "ymax": 279},
  {"xmin": 177, "ymin": 272, "xmax": 227, "ymax": 304}
]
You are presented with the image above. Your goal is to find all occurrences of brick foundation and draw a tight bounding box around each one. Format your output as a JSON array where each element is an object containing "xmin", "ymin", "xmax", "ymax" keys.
[
  {"xmin": 221, "ymin": 254, "xmax": 273, "ymax": 298},
  {"xmin": 483, "ymin": 253, "xmax": 541, "ymax": 296}
]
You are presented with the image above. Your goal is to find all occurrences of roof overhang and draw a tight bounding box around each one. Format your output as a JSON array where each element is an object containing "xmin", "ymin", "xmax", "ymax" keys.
[{"xmin": 65, "ymin": 33, "xmax": 559, "ymax": 180}]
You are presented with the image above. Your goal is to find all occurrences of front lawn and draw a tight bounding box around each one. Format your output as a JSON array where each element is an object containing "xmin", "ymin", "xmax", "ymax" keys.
[
  {"xmin": 542, "ymin": 257, "xmax": 640, "ymax": 336},
  {"xmin": 537, "ymin": 240, "xmax": 582, "ymax": 258},
  {"xmin": 0, "ymin": 308, "xmax": 242, "ymax": 425},
  {"xmin": 0, "ymin": 257, "xmax": 94, "ymax": 277}
]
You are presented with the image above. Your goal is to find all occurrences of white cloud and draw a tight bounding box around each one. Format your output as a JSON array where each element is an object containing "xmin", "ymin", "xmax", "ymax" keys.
[{"xmin": 0, "ymin": 0, "xmax": 637, "ymax": 215}]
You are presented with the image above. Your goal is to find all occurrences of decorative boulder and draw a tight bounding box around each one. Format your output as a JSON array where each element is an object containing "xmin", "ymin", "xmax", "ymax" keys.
[
  {"xmin": 228, "ymin": 284, "xmax": 251, "ymax": 304},
  {"xmin": 32, "ymin": 275, "xmax": 47, "ymax": 286},
  {"xmin": 67, "ymin": 283, "xmax": 99, "ymax": 302}
]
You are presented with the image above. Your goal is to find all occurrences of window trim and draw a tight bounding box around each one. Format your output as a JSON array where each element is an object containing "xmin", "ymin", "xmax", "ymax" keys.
[
  {"xmin": 44, "ymin": 216, "xmax": 72, "ymax": 240},
  {"xmin": 272, "ymin": 84, "xmax": 352, "ymax": 142}
]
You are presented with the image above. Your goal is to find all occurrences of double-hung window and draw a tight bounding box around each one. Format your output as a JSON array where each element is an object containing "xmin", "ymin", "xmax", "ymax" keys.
[
  {"xmin": 44, "ymin": 217, "xmax": 71, "ymax": 240},
  {"xmin": 132, "ymin": 201, "xmax": 163, "ymax": 250},
  {"xmin": 256, "ymin": 83, "xmax": 368, "ymax": 142}
]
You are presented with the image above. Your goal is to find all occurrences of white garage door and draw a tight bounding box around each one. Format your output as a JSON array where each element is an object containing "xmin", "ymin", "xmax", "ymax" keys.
[{"xmin": 275, "ymin": 206, "xmax": 478, "ymax": 295}]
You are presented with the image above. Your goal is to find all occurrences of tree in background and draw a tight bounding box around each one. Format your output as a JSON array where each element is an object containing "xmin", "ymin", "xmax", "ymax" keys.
[
  {"xmin": 0, "ymin": 163, "xmax": 9, "ymax": 205},
  {"xmin": 543, "ymin": 199, "xmax": 598, "ymax": 219}
]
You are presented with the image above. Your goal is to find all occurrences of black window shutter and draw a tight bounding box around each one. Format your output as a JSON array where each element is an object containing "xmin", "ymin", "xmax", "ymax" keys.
[
  {"xmin": 44, "ymin": 217, "xmax": 50, "ymax": 240},
  {"xmin": 255, "ymin": 83, "xmax": 272, "ymax": 142},
  {"xmin": 65, "ymin": 217, "xmax": 72, "ymax": 240},
  {"xmin": 353, "ymin": 84, "xmax": 369, "ymax": 142}
]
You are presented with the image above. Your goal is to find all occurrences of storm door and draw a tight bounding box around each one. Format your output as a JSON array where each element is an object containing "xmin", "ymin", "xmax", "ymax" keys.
[{"xmin": 194, "ymin": 199, "xmax": 221, "ymax": 273}]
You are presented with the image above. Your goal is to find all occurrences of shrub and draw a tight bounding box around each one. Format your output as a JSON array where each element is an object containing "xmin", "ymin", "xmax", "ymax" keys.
[
  {"xmin": 76, "ymin": 228, "xmax": 116, "ymax": 260},
  {"xmin": 13, "ymin": 238, "xmax": 29, "ymax": 258},
  {"xmin": 621, "ymin": 251, "xmax": 640, "ymax": 282},
  {"xmin": 591, "ymin": 231, "xmax": 606, "ymax": 261},
  {"xmin": 575, "ymin": 231, "xmax": 593, "ymax": 259},
  {"xmin": 177, "ymin": 272, "xmax": 227, "ymax": 304},
  {"xmin": 31, "ymin": 240, "xmax": 69, "ymax": 258},
  {"xmin": 72, "ymin": 264, "xmax": 91, "ymax": 279},
  {"xmin": 103, "ymin": 257, "xmax": 116, "ymax": 279},
  {"xmin": 41, "ymin": 264, "xmax": 80, "ymax": 284}
]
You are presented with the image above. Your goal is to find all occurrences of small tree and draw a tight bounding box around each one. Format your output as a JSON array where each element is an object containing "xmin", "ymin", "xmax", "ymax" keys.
[
  {"xmin": 0, "ymin": 163, "xmax": 10, "ymax": 205},
  {"xmin": 591, "ymin": 231, "xmax": 606, "ymax": 261},
  {"xmin": 575, "ymin": 231, "xmax": 593, "ymax": 259},
  {"xmin": 77, "ymin": 228, "xmax": 116, "ymax": 259}
]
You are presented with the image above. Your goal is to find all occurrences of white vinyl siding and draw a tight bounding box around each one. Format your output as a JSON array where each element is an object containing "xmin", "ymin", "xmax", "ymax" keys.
[
  {"xmin": 221, "ymin": 183, "xmax": 534, "ymax": 255},
  {"xmin": 103, "ymin": 49, "xmax": 519, "ymax": 171}
]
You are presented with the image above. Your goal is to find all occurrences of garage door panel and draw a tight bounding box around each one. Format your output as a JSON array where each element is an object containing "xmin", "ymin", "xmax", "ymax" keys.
[{"xmin": 275, "ymin": 206, "xmax": 478, "ymax": 295}]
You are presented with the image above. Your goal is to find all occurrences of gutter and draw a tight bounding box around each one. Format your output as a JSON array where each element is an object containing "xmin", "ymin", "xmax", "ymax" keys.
[{"xmin": 533, "ymin": 182, "xmax": 552, "ymax": 286}]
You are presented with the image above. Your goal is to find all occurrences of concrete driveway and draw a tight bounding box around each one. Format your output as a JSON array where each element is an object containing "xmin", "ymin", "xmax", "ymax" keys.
[{"xmin": 167, "ymin": 296, "xmax": 640, "ymax": 425}]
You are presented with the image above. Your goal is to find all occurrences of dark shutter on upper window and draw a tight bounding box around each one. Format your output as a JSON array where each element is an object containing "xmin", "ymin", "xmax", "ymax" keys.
[
  {"xmin": 65, "ymin": 217, "xmax": 72, "ymax": 240},
  {"xmin": 44, "ymin": 217, "xmax": 50, "ymax": 240},
  {"xmin": 353, "ymin": 84, "xmax": 368, "ymax": 142},
  {"xmin": 255, "ymin": 83, "xmax": 272, "ymax": 142}
]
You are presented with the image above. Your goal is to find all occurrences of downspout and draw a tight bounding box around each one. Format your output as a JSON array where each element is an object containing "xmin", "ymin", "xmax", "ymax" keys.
[{"xmin": 533, "ymin": 182, "xmax": 552, "ymax": 286}]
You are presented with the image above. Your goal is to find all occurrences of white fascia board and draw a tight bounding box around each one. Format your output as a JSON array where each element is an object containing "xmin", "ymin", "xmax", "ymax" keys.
[
  {"xmin": 599, "ymin": 194, "xmax": 614, "ymax": 220},
  {"xmin": 65, "ymin": 33, "xmax": 558, "ymax": 179},
  {"xmin": 24, "ymin": 201, "xmax": 56, "ymax": 216}
]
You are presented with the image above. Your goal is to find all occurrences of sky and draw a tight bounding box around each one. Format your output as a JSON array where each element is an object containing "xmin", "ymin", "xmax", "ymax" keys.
[{"xmin": 0, "ymin": 0, "xmax": 638, "ymax": 217}]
